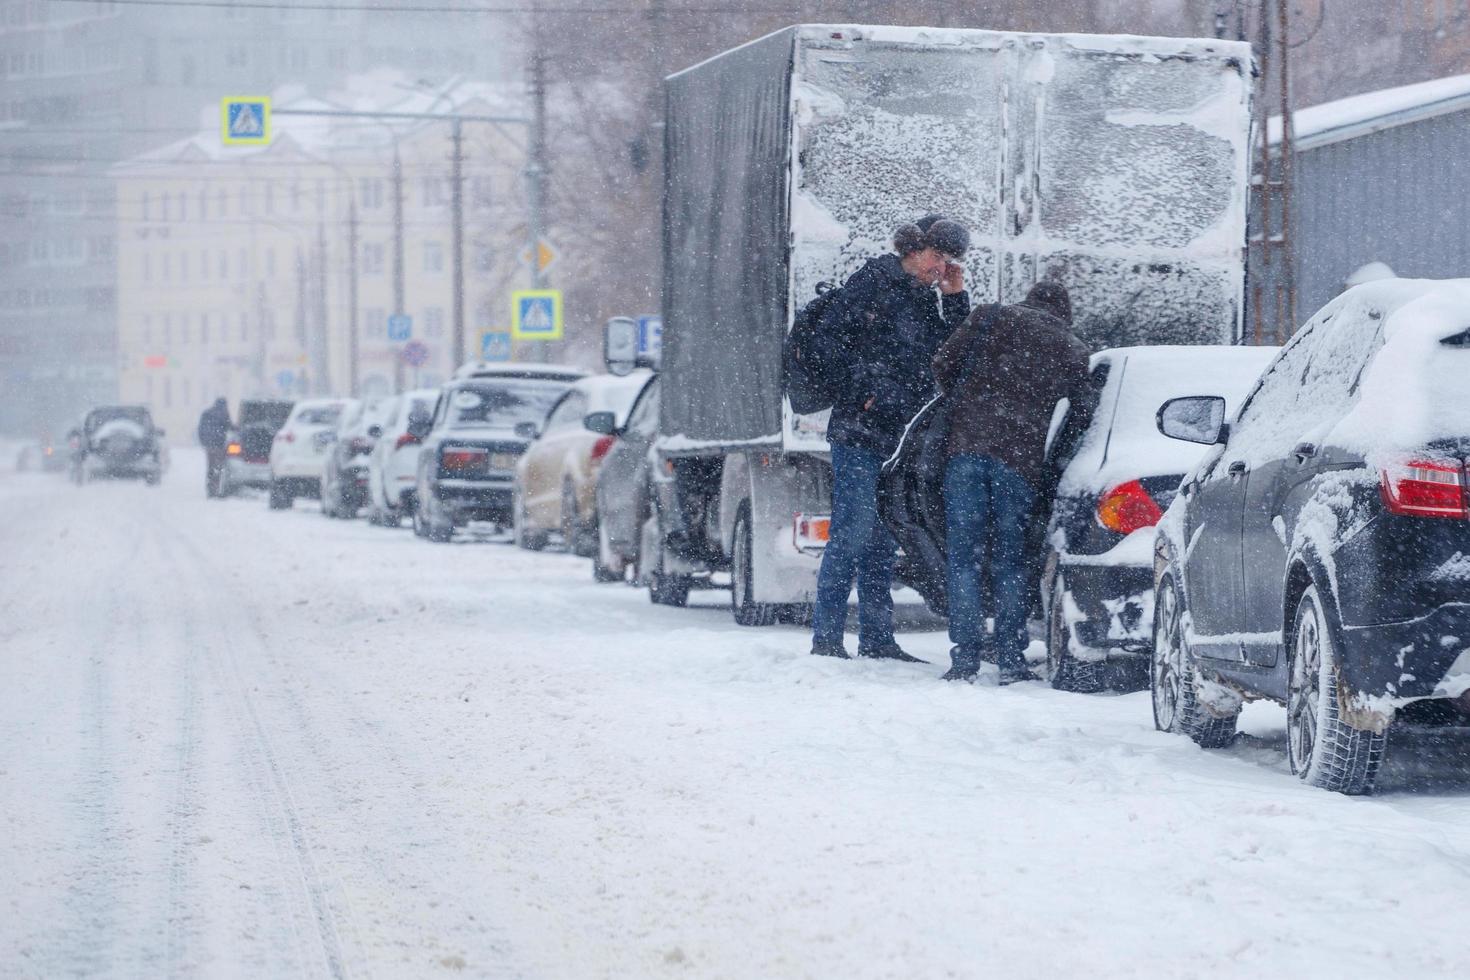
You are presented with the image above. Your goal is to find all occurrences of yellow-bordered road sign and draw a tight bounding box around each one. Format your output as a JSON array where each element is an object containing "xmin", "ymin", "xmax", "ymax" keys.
[
  {"xmin": 221, "ymin": 97, "xmax": 271, "ymax": 145},
  {"xmin": 512, "ymin": 290, "xmax": 563, "ymax": 341}
]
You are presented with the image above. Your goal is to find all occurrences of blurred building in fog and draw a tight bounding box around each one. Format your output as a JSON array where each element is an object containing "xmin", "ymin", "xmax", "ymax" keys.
[
  {"xmin": 113, "ymin": 74, "xmax": 529, "ymax": 439},
  {"xmin": 0, "ymin": 1, "xmax": 515, "ymax": 437}
]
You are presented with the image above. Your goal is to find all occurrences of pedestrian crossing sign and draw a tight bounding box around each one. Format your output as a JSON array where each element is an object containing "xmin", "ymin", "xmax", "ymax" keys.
[
  {"xmin": 221, "ymin": 97, "xmax": 271, "ymax": 145},
  {"xmin": 512, "ymin": 290, "xmax": 563, "ymax": 341}
]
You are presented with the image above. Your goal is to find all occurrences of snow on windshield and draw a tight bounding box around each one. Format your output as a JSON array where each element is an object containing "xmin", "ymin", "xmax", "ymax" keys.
[{"xmin": 448, "ymin": 380, "xmax": 566, "ymax": 428}]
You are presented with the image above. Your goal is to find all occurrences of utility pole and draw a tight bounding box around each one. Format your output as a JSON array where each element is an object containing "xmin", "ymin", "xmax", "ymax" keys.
[
  {"xmin": 347, "ymin": 198, "xmax": 359, "ymax": 396},
  {"xmin": 315, "ymin": 221, "xmax": 331, "ymax": 395},
  {"xmin": 528, "ymin": 48, "xmax": 550, "ymax": 363},
  {"xmin": 450, "ymin": 119, "xmax": 466, "ymax": 370},
  {"xmin": 1250, "ymin": 0, "xmax": 1296, "ymax": 345},
  {"xmin": 392, "ymin": 145, "xmax": 406, "ymax": 393}
]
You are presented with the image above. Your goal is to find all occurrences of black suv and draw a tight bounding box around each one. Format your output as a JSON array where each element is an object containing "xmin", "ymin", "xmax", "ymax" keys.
[{"xmin": 1151, "ymin": 279, "xmax": 1470, "ymax": 794}]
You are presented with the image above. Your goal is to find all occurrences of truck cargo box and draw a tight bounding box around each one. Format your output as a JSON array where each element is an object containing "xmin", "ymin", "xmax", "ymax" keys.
[{"xmin": 661, "ymin": 25, "xmax": 1254, "ymax": 454}]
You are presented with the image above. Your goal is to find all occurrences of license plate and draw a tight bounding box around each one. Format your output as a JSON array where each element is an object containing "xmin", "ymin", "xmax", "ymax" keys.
[{"xmin": 490, "ymin": 452, "xmax": 518, "ymax": 471}]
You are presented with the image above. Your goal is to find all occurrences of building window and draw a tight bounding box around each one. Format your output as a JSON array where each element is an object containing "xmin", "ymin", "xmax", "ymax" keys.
[
  {"xmin": 265, "ymin": 247, "xmax": 275, "ymax": 276},
  {"xmin": 163, "ymin": 376, "xmax": 171, "ymax": 408},
  {"xmin": 200, "ymin": 249, "xmax": 209, "ymax": 280},
  {"xmin": 471, "ymin": 176, "xmax": 492, "ymax": 208},
  {"xmin": 421, "ymin": 177, "xmax": 446, "ymax": 207},
  {"xmin": 161, "ymin": 193, "xmax": 170, "ymax": 222},
  {"xmin": 162, "ymin": 314, "xmax": 172, "ymax": 345},
  {"xmin": 161, "ymin": 252, "xmax": 171, "ymax": 281},
  {"xmin": 216, "ymin": 188, "xmax": 227, "ymax": 217},
  {"xmin": 141, "ymin": 191, "xmax": 150, "ymax": 221},
  {"xmin": 363, "ymin": 307, "xmax": 386, "ymax": 338},
  {"xmin": 423, "ymin": 241, "xmax": 444, "ymax": 273},
  {"xmin": 239, "ymin": 312, "xmax": 248, "ymax": 342},
  {"xmin": 198, "ymin": 189, "xmax": 208, "ymax": 219},
  {"xmin": 142, "ymin": 253, "xmax": 152, "ymax": 282},
  {"xmin": 200, "ymin": 313, "xmax": 209, "ymax": 345},
  {"xmin": 179, "ymin": 250, "xmax": 189, "ymax": 282},
  {"xmin": 359, "ymin": 178, "xmax": 383, "ymax": 209},
  {"xmin": 362, "ymin": 243, "xmax": 385, "ymax": 275},
  {"xmin": 142, "ymin": 314, "xmax": 152, "ymax": 347},
  {"xmin": 424, "ymin": 307, "xmax": 445, "ymax": 338},
  {"xmin": 219, "ymin": 251, "xmax": 228, "ymax": 279}
]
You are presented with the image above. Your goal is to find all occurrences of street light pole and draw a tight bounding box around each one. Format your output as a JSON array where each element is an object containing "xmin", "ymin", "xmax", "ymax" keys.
[
  {"xmin": 347, "ymin": 197, "xmax": 359, "ymax": 396},
  {"xmin": 392, "ymin": 145, "xmax": 406, "ymax": 393},
  {"xmin": 528, "ymin": 49, "xmax": 549, "ymax": 363},
  {"xmin": 450, "ymin": 119, "xmax": 466, "ymax": 369}
]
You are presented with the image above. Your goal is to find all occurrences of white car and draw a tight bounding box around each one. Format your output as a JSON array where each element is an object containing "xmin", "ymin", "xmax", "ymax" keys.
[
  {"xmin": 452, "ymin": 361, "xmax": 587, "ymax": 385},
  {"xmin": 267, "ymin": 398, "xmax": 352, "ymax": 510},
  {"xmin": 365, "ymin": 388, "xmax": 440, "ymax": 527}
]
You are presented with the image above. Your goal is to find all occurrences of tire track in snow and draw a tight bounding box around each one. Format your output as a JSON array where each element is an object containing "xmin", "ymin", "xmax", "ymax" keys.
[{"xmin": 150, "ymin": 517, "xmax": 359, "ymax": 979}]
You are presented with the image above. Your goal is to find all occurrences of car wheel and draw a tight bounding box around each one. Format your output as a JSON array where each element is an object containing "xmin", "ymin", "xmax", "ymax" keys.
[
  {"xmin": 1288, "ymin": 586, "xmax": 1387, "ymax": 794},
  {"xmin": 560, "ymin": 482, "xmax": 596, "ymax": 558},
  {"xmin": 592, "ymin": 516, "xmax": 625, "ymax": 582},
  {"xmin": 513, "ymin": 487, "xmax": 548, "ymax": 551},
  {"xmin": 731, "ymin": 505, "xmax": 777, "ymax": 626},
  {"xmin": 1046, "ymin": 574, "xmax": 1107, "ymax": 694},
  {"xmin": 268, "ymin": 478, "xmax": 292, "ymax": 510},
  {"xmin": 1152, "ymin": 572, "xmax": 1238, "ymax": 748}
]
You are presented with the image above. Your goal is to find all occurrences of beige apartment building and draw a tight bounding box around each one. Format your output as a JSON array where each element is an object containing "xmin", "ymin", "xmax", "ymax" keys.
[{"xmin": 113, "ymin": 75, "xmax": 529, "ymax": 439}]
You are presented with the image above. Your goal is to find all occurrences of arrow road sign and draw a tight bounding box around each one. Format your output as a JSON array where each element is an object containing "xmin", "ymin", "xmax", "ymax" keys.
[
  {"xmin": 512, "ymin": 290, "xmax": 562, "ymax": 341},
  {"xmin": 387, "ymin": 313, "xmax": 412, "ymax": 342},
  {"xmin": 518, "ymin": 239, "xmax": 560, "ymax": 275},
  {"xmin": 221, "ymin": 97, "xmax": 271, "ymax": 145}
]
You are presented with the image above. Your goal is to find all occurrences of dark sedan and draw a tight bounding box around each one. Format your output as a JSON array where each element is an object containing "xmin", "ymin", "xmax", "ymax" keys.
[{"xmin": 1152, "ymin": 278, "xmax": 1470, "ymax": 794}]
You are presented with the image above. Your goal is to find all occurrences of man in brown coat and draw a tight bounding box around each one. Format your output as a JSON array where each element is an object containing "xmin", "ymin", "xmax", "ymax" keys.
[{"xmin": 932, "ymin": 281, "xmax": 1093, "ymax": 683}]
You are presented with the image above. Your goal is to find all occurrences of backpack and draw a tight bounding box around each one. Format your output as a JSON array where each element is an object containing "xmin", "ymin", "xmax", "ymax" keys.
[{"xmin": 782, "ymin": 281, "xmax": 847, "ymax": 415}]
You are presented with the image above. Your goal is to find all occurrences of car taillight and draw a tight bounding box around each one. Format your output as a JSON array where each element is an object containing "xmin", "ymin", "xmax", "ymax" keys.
[
  {"xmin": 1097, "ymin": 480, "xmax": 1164, "ymax": 535},
  {"xmin": 1380, "ymin": 457, "xmax": 1469, "ymax": 519},
  {"xmin": 395, "ymin": 433, "xmax": 421, "ymax": 450},
  {"xmin": 794, "ymin": 512, "xmax": 832, "ymax": 552},
  {"xmin": 226, "ymin": 442, "xmax": 242, "ymax": 456},
  {"xmin": 441, "ymin": 446, "xmax": 489, "ymax": 472},
  {"xmin": 277, "ymin": 431, "xmax": 295, "ymax": 443},
  {"xmin": 589, "ymin": 435, "xmax": 616, "ymax": 464}
]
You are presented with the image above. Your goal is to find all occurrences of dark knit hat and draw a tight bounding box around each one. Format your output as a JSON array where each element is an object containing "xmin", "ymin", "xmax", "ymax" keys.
[
  {"xmin": 1023, "ymin": 280, "xmax": 1073, "ymax": 325},
  {"xmin": 893, "ymin": 214, "xmax": 970, "ymax": 258}
]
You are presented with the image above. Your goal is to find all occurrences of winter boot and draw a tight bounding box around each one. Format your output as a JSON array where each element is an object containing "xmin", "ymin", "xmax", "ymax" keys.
[
  {"xmin": 998, "ymin": 658, "xmax": 1040, "ymax": 686},
  {"xmin": 811, "ymin": 641, "xmax": 852, "ymax": 659},
  {"xmin": 941, "ymin": 646, "xmax": 981, "ymax": 682},
  {"xmin": 858, "ymin": 641, "xmax": 929, "ymax": 664}
]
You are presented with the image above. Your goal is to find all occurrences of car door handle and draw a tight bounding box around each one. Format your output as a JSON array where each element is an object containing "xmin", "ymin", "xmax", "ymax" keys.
[
  {"xmin": 1227, "ymin": 460, "xmax": 1247, "ymax": 478},
  {"xmin": 1293, "ymin": 442, "xmax": 1318, "ymax": 462}
]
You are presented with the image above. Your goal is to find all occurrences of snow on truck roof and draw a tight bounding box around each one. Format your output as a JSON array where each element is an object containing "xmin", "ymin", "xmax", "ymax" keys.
[
  {"xmin": 1268, "ymin": 72, "xmax": 1470, "ymax": 152},
  {"xmin": 667, "ymin": 23, "xmax": 1249, "ymax": 80}
]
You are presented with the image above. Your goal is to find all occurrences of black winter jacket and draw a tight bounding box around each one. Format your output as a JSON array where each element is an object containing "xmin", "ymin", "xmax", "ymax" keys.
[
  {"xmin": 817, "ymin": 254, "xmax": 970, "ymax": 458},
  {"xmin": 197, "ymin": 403, "xmax": 231, "ymax": 451}
]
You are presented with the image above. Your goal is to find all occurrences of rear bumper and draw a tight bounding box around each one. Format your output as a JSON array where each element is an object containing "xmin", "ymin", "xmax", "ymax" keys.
[
  {"xmin": 225, "ymin": 459, "xmax": 271, "ymax": 487},
  {"xmin": 1337, "ymin": 603, "xmax": 1470, "ymax": 703},
  {"xmin": 431, "ymin": 478, "xmax": 512, "ymax": 523},
  {"xmin": 271, "ymin": 455, "xmax": 328, "ymax": 479},
  {"xmin": 1057, "ymin": 561, "xmax": 1154, "ymax": 660}
]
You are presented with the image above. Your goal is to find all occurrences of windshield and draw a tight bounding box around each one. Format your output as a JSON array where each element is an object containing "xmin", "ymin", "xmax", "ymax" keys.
[
  {"xmin": 445, "ymin": 380, "xmax": 568, "ymax": 428},
  {"xmin": 295, "ymin": 405, "xmax": 345, "ymax": 427},
  {"xmin": 240, "ymin": 401, "xmax": 293, "ymax": 428},
  {"xmin": 86, "ymin": 406, "xmax": 151, "ymax": 432}
]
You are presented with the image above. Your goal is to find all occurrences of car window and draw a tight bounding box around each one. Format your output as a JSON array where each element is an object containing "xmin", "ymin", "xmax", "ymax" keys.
[
  {"xmin": 294, "ymin": 405, "xmax": 344, "ymax": 426},
  {"xmin": 382, "ymin": 397, "xmax": 402, "ymax": 428},
  {"xmin": 86, "ymin": 406, "xmax": 151, "ymax": 432},
  {"xmin": 547, "ymin": 392, "xmax": 587, "ymax": 430},
  {"xmin": 1229, "ymin": 324, "xmax": 1318, "ymax": 464},
  {"xmin": 444, "ymin": 380, "xmax": 567, "ymax": 429},
  {"xmin": 1300, "ymin": 301, "xmax": 1386, "ymax": 410},
  {"xmin": 626, "ymin": 380, "xmax": 660, "ymax": 436}
]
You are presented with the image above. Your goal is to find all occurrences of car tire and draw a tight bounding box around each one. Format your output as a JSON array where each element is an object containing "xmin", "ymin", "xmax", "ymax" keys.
[
  {"xmin": 1046, "ymin": 575, "xmax": 1108, "ymax": 694},
  {"xmin": 1288, "ymin": 586, "xmax": 1387, "ymax": 795},
  {"xmin": 592, "ymin": 513, "xmax": 626, "ymax": 583},
  {"xmin": 268, "ymin": 478, "xmax": 292, "ymax": 510},
  {"xmin": 513, "ymin": 487, "xmax": 548, "ymax": 551},
  {"xmin": 731, "ymin": 505, "xmax": 778, "ymax": 626},
  {"xmin": 647, "ymin": 531, "xmax": 691, "ymax": 607},
  {"xmin": 561, "ymin": 482, "xmax": 596, "ymax": 558},
  {"xmin": 1151, "ymin": 572, "xmax": 1238, "ymax": 749}
]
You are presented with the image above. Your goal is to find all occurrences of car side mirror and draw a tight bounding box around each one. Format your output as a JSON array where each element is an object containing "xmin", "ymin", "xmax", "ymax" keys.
[
  {"xmin": 367, "ymin": 424, "xmax": 383, "ymax": 439},
  {"xmin": 605, "ymin": 317, "xmax": 639, "ymax": 377},
  {"xmin": 514, "ymin": 421, "xmax": 540, "ymax": 441},
  {"xmin": 583, "ymin": 411, "xmax": 617, "ymax": 436},
  {"xmin": 406, "ymin": 412, "xmax": 433, "ymax": 439},
  {"xmin": 1157, "ymin": 396, "xmax": 1229, "ymax": 445}
]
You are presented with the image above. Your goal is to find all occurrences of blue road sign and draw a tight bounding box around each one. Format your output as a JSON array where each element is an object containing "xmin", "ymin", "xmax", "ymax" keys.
[
  {"xmin": 512, "ymin": 290, "xmax": 562, "ymax": 340},
  {"xmin": 221, "ymin": 97, "xmax": 270, "ymax": 145},
  {"xmin": 275, "ymin": 369, "xmax": 294, "ymax": 390},
  {"xmin": 480, "ymin": 331, "xmax": 512, "ymax": 361},
  {"xmin": 637, "ymin": 315, "xmax": 662, "ymax": 359},
  {"xmin": 387, "ymin": 314, "xmax": 412, "ymax": 342}
]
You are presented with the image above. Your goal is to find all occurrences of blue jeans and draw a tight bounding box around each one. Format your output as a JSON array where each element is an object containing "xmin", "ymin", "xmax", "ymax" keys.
[
  {"xmin": 944, "ymin": 454, "xmax": 1036, "ymax": 669},
  {"xmin": 811, "ymin": 443, "xmax": 897, "ymax": 649}
]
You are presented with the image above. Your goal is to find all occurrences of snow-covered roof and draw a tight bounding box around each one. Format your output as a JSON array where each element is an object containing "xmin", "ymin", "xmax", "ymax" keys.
[
  {"xmin": 113, "ymin": 70, "xmax": 525, "ymax": 172},
  {"xmin": 1269, "ymin": 73, "xmax": 1470, "ymax": 152}
]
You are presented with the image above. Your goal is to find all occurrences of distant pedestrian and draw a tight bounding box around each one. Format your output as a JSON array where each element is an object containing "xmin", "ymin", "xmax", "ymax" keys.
[
  {"xmin": 197, "ymin": 397, "xmax": 231, "ymax": 498},
  {"xmin": 932, "ymin": 281, "xmax": 1094, "ymax": 684},
  {"xmin": 809, "ymin": 215, "xmax": 972, "ymax": 661}
]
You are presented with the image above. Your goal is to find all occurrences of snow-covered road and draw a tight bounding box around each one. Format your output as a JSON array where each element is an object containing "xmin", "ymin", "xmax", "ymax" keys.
[{"xmin": 6, "ymin": 452, "xmax": 1470, "ymax": 978}]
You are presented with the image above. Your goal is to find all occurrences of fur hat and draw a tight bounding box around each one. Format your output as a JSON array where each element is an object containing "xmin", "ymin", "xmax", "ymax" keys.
[
  {"xmin": 893, "ymin": 215, "xmax": 970, "ymax": 258},
  {"xmin": 1023, "ymin": 280, "xmax": 1073, "ymax": 325}
]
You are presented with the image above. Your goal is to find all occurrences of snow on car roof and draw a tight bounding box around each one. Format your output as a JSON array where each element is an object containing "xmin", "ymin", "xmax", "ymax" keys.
[
  {"xmin": 1058, "ymin": 344, "xmax": 1278, "ymax": 494},
  {"xmin": 1268, "ymin": 72, "xmax": 1470, "ymax": 152},
  {"xmin": 570, "ymin": 370, "xmax": 654, "ymax": 427}
]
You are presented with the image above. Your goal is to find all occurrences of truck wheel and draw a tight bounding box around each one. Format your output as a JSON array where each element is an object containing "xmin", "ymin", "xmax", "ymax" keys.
[
  {"xmin": 647, "ymin": 535, "xmax": 690, "ymax": 606},
  {"xmin": 1046, "ymin": 575, "xmax": 1107, "ymax": 693},
  {"xmin": 268, "ymin": 479, "xmax": 292, "ymax": 510},
  {"xmin": 1152, "ymin": 572, "xmax": 1238, "ymax": 748},
  {"xmin": 731, "ymin": 506, "xmax": 778, "ymax": 627},
  {"xmin": 1289, "ymin": 586, "xmax": 1387, "ymax": 794}
]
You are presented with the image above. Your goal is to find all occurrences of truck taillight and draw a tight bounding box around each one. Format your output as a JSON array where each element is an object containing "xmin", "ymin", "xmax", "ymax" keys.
[
  {"xmin": 226, "ymin": 442, "xmax": 242, "ymax": 456},
  {"xmin": 395, "ymin": 432, "xmax": 421, "ymax": 450},
  {"xmin": 1380, "ymin": 457, "xmax": 1469, "ymax": 519},
  {"xmin": 1096, "ymin": 480, "xmax": 1164, "ymax": 535},
  {"xmin": 794, "ymin": 513, "xmax": 831, "ymax": 552},
  {"xmin": 589, "ymin": 435, "xmax": 616, "ymax": 464}
]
